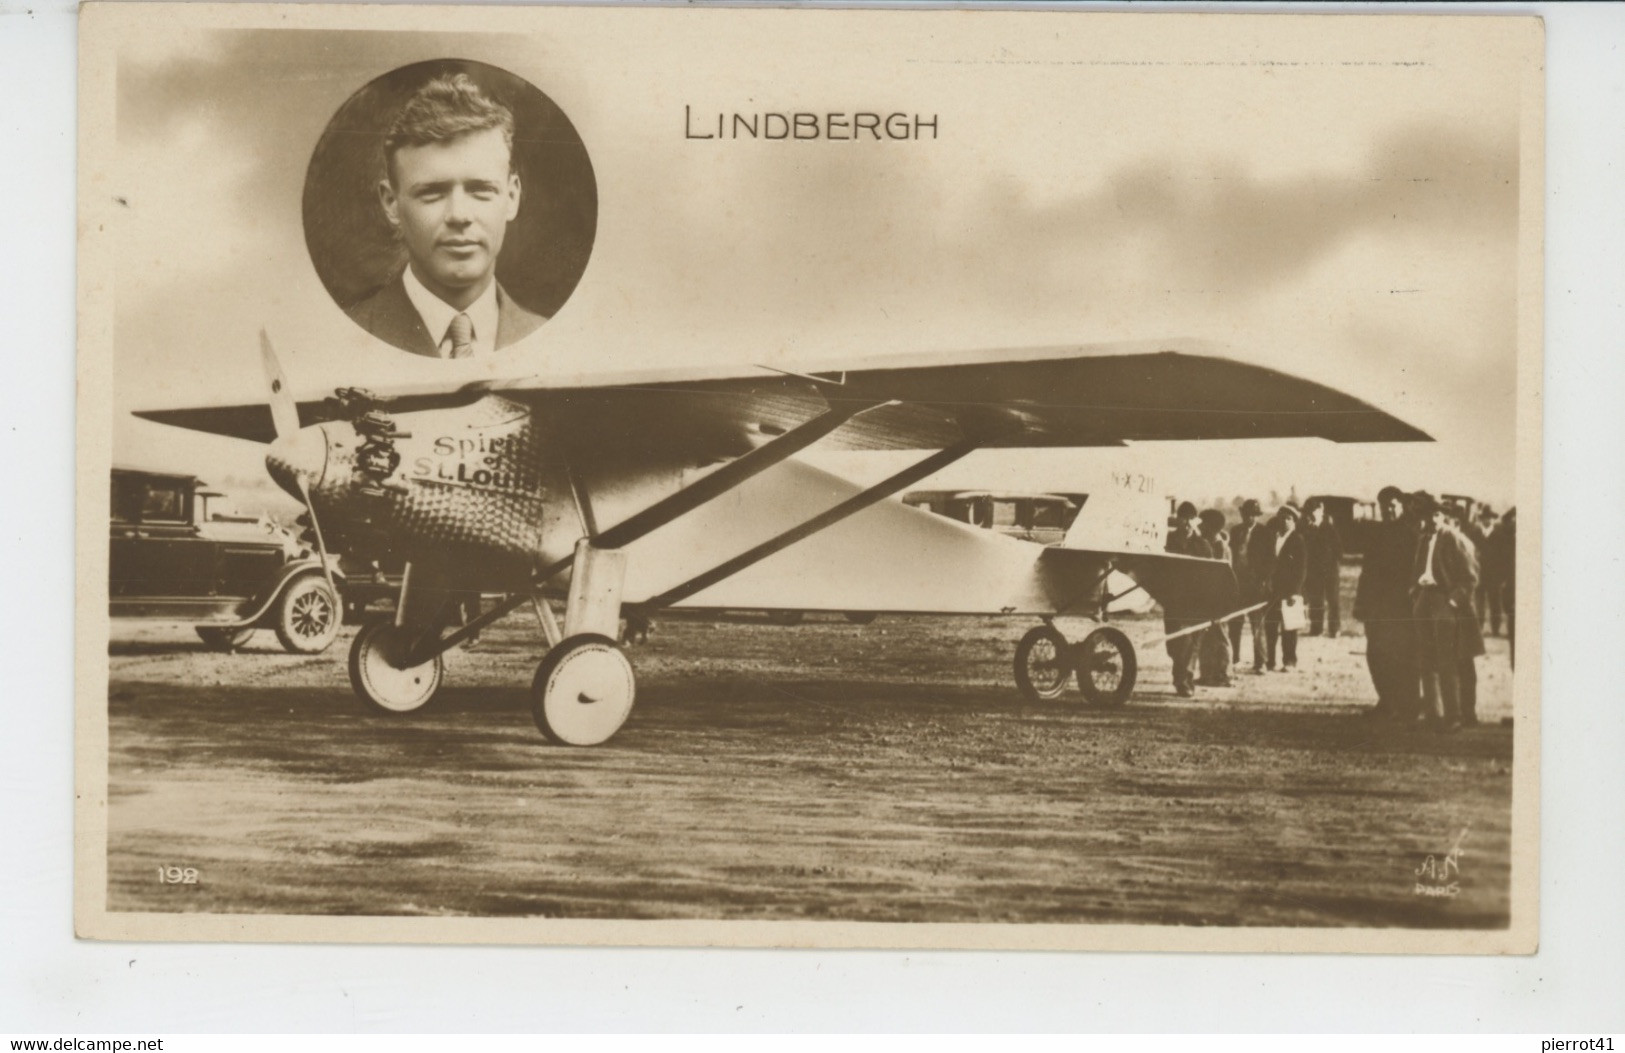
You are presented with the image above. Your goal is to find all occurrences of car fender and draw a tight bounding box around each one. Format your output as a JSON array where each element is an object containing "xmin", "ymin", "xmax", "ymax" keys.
[{"xmin": 218, "ymin": 559, "xmax": 346, "ymax": 629}]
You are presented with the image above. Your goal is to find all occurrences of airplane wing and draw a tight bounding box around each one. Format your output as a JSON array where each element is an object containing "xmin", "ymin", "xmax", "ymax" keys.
[{"xmin": 133, "ymin": 340, "xmax": 1429, "ymax": 452}]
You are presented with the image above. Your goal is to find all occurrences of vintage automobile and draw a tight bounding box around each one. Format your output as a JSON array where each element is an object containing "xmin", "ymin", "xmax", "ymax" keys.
[
  {"xmin": 902, "ymin": 489, "xmax": 1154, "ymax": 615},
  {"xmin": 108, "ymin": 467, "xmax": 343, "ymax": 653},
  {"xmin": 900, "ymin": 490, "xmax": 1083, "ymax": 545},
  {"xmin": 1303, "ymin": 493, "xmax": 1382, "ymax": 557}
]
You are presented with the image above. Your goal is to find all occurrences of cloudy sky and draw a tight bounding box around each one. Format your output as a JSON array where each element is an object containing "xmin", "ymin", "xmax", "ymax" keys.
[{"xmin": 98, "ymin": 9, "xmax": 1537, "ymax": 508}]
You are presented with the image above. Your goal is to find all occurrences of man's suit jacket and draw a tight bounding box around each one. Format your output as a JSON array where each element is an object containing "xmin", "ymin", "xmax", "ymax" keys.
[
  {"xmin": 345, "ymin": 273, "xmax": 548, "ymax": 358},
  {"xmin": 1162, "ymin": 526, "xmax": 1212, "ymax": 625},
  {"xmin": 1230, "ymin": 519, "xmax": 1258, "ymax": 595},
  {"xmin": 1303, "ymin": 520, "xmax": 1343, "ymax": 579},
  {"xmin": 1412, "ymin": 525, "xmax": 1486, "ymax": 658},
  {"xmin": 1355, "ymin": 518, "xmax": 1417, "ymax": 621},
  {"xmin": 1249, "ymin": 527, "xmax": 1307, "ymax": 600}
]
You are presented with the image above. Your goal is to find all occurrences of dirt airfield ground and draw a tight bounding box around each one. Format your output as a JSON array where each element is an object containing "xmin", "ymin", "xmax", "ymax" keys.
[{"xmin": 102, "ymin": 602, "xmax": 1517, "ymax": 930}]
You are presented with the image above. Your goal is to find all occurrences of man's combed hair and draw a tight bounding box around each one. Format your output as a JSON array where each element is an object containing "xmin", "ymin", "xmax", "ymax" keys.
[{"xmin": 384, "ymin": 73, "xmax": 515, "ymax": 181}]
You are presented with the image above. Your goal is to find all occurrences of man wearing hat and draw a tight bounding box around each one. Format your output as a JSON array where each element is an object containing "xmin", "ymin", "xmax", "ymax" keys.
[
  {"xmin": 1354, "ymin": 486, "xmax": 1420, "ymax": 720},
  {"xmin": 1409, "ymin": 492, "xmax": 1484, "ymax": 731},
  {"xmin": 1251, "ymin": 504, "xmax": 1307, "ymax": 671},
  {"xmin": 1164, "ymin": 501, "xmax": 1211, "ymax": 696},
  {"xmin": 1486, "ymin": 507, "xmax": 1517, "ymax": 664},
  {"xmin": 1228, "ymin": 499, "xmax": 1267, "ymax": 673},
  {"xmin": 1196, "ymin": 509, "xmax": 1235, "ymax": 686},
  {"xmin": 1301, "ymin": 498, "xmax": 1344, "ymax": 637}
]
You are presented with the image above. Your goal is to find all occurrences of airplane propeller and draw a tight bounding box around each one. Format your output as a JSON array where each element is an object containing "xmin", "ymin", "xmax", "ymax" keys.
[{"xmin": 259, "ymin": 329, "xmax": 340, "ymax": 599}]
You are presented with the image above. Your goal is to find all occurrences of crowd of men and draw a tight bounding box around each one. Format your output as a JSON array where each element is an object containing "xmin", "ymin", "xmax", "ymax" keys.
[{"xmin": 1162, "ymin": 490, "xmax": 1516, "ymax": 733}]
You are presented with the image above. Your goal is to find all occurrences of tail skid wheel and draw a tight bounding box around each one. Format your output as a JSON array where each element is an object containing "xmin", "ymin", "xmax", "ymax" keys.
[
  {"xmin": 532, "ymin": 634, "xmax": 636, "ymax": 746},
  {"xmin": 348, "ymin": 619, "xmax": 445, "ymax": 715},
  {"xmin": 1014, "ymin": 624, "xmax": 1073, "ymax": 702},
  {"xmin": 1076, "ymin": 626, "xmax": 1137, "ymax": 706}
]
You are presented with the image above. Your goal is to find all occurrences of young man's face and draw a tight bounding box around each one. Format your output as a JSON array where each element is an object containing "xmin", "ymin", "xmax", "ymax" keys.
[
  {"xmin": 1382, "ymin": 496, "xmax": 1406, "ymax": 522},
  {"xmin": 380, "ymin": 127, "xmax": 520, "ymax": 308}
]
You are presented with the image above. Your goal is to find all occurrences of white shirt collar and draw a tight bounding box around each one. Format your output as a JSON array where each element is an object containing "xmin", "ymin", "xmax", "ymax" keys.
[
  {"xmin": 401, "ymin": 267, "xmax": 501, "ymax": 358},
  {"xmin": 1418, "ymin": 531, "xmax": 1439, "ymax": 586}
]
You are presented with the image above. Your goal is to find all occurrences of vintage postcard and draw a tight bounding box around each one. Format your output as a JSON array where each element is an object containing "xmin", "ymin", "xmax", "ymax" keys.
[{"xmin": 76, "ymin": 4, "xmax": 1543, "ymax": 951}]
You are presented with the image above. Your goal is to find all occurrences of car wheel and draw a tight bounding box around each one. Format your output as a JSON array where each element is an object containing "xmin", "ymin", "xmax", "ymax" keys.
[
  {"xmin": 273, "ymin": 574, "xmax": 340, "ymax": 654},
  {"xmin": 1075, "ymin": 626, "xmax": 1137, "ymax": 706},
  {"xmin": 1014, "ymin": 623, "xmax": 1073, "ymax": 702}
]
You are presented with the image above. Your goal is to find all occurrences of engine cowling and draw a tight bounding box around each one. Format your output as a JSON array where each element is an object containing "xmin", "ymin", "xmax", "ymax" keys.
[{"xmin": 266, "ymin": 395, "xmax": 561, "ymax": 587}]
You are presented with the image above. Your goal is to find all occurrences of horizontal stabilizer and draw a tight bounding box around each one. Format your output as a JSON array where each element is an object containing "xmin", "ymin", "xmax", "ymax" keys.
[{"xmin": 1038, "ymin": 546, "xmax": 1239, "ymax": 621}]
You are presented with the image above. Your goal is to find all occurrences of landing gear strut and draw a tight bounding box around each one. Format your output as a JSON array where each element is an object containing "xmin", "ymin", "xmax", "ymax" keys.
[{"xmin": 529, "ymin": 541, "xmax": 635, "ymax": 746}]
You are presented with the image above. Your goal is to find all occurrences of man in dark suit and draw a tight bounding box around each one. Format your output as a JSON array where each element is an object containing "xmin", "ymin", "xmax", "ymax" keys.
[
  {"xmin": 1227, "ymin": 498, "xmax": 1266, "ymax": 673},
  {"xmin": 1486, "ymin": 508, "xmax": 1517, "ymax": 665},
  {"xmin": 1164, "ymin": 501, "xmax": 1210, "ymax": 696},
  {"xmin": 1301, "ymin": 498, "xmax": 1344, "ymax": 636},
  {"xmin": 347, "ymin": 73, "xmax": 548, "ymax": 359},
  {"xmin": 1251, "ymin": 504, "xmax": 1306, "ymax": 671},
  {"xmin": 1353, "ymin": 486, "xmax": 1420, "ymax": 721},
  {"xmin": 1409, "ymin": 492, "xmax": 1484, "ymax": 732},
  {"xmin": 1196, "ymin": 509, "xmax": 1234, "ymax": 687}
]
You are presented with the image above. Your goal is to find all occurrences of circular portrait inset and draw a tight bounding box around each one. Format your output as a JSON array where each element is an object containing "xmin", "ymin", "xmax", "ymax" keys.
[{"xmin": 304, "ymin": 59, "xmax": 596, "ymax": 360}]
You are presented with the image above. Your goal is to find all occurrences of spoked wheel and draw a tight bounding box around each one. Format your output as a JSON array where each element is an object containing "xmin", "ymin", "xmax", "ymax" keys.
[
  {"xmin": 531, "ymin": 634, "xmax": 637, "ymax": 746},
  {"xmin": 274, "ymin": 574, "xmax": 341, "ymax": 654},
  {"xmin": 196, "ymin": 625, "xmax": 255, "ymax": 652},
  {"xmin": 348, "ymin": 619, "xmax": 445, "ymax": 715},
  {"xmin": 1075, "ymin": 626, "xmax": 1137, "ymax": 706},
  {"xmin": 1014, "ymin": 624, "xmax": 1074, "ymax": 702}
]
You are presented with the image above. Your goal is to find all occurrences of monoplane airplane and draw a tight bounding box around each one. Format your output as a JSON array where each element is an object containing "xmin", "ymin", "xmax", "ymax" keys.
[{"xmin": 135, "ymin": 337, "xmax": 1427, "ymax": 745}]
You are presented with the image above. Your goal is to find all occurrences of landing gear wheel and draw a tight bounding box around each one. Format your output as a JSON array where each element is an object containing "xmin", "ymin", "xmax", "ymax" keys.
[
  {"xmin": 1075, "ymin": 626, "xmax": 1137, "ymax": 706},
  {"xmin": 196, "ymin": 625, "xmax": 255, "ymax": 652},
  {"xmin": 348, "ymin": 619, "xmax": 444, "ymax": 715},
  {"xmin": 531, "ymin": 634, "xmax": 636, "ymax": 746},
  {"xmin": 274, "ymin": 574, "xmax": 340, "ymax": 654},
  {"xmin": 1015, "ymin": 624, "xmax": 1073, "ymax": 702}
]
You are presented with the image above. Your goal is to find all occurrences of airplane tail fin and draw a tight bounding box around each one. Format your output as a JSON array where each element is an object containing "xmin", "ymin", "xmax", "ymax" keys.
[
  {"xmin": 1060, "ymin": 469, "xmax": 1169, "ymax": 555},
  {"xmin": 1048, "ymin": 469, "xmax": 1240, "ymax": 618}
]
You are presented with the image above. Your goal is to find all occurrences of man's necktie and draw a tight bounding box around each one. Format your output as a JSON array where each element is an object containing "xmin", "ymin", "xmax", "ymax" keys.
[{"xmin": 446, "ymin": 312, "xmax": 474, "ymax": 359}]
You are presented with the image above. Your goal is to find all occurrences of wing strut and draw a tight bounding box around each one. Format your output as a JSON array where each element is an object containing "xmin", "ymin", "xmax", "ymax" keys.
[
  {"xmin": 591, "ymin": 398, "xmax": 881, "ymax": 550},
  {"xmin": 533, "ymin": 397, "xmax": 881, "ymax": 583},
  {"xmin": 641, "ymin": 438, "xmax": 981, "ymax": 611}
]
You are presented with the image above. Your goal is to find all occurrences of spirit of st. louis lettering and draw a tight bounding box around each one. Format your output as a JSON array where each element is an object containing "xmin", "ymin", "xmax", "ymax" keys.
[
  {"xmin": 412, "ymin": 431, "xmax": 540, "ymax": 494},
  {"xmin": 684, "ymin": 104, "xmax": 939, "ymax": 141}
]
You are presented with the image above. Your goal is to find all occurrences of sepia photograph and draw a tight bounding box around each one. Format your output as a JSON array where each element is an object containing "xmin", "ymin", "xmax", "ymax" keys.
[
  {"xmin": 304, "ymin": 56, "xmax": 597, "ymax": 359},
  {"xmin": 76, "ymin": 4, "xmax": 1542, "ymax": 952}
]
